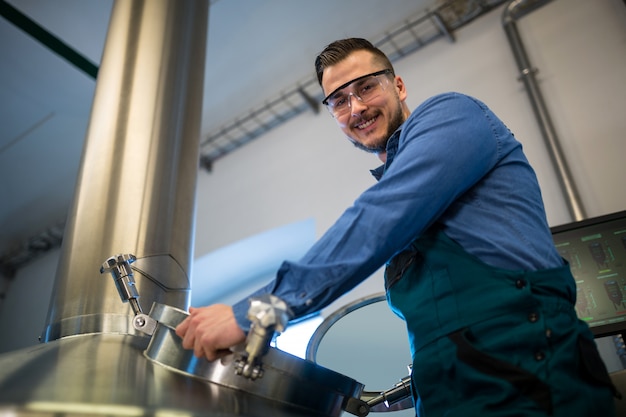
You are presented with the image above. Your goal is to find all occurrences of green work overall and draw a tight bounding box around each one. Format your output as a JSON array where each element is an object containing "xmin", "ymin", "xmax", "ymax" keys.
[{"xmin": 385, "ymin": 229, "xmax": 618, "ymax": 416}]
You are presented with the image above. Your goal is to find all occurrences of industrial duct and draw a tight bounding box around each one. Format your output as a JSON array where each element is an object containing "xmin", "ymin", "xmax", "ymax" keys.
[
  {"xmin": 39, "ymin": 0, "xmax": 207, "ymax": 343},
  {"xmin": 502, "ymin": 0, "xmax": 586, "ymax": 221}
]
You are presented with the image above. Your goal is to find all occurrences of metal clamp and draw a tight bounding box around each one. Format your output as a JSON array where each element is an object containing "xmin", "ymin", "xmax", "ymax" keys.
[
  {"xmin": 234, "ymin": 294, "xmax": 292, "ymax": 380},
  {"xmin": 100, "ymin": 253, "xmax": 157, "ymax": 335}
]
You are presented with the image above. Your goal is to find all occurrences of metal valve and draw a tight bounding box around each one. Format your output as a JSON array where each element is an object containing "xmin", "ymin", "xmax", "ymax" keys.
[
  {"xmin": 365, "ymin": 374, "xmax": 413, "ymax": 410},
  {"xmin": 362, "ymin": 364, "xmax": 413, "ymax": 413},
  {"xmin": 234, "ymin": 294, "xmax": 292, "ymax": 380}
]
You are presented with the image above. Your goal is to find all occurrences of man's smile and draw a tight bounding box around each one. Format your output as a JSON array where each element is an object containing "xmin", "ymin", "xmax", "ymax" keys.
[{"xmin": 355, "ymin": 115, "xmax": 378, "ymax": 130}]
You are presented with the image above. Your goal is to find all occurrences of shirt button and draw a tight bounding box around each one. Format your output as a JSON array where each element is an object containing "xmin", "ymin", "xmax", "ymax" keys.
[
  {"xmin": 515, "ymin": 279, "xmax": 527, "ymax": 289},
  {"xmin": 545, "ymin": 328, "xmax": 552, "ymax": 338},
  {"xmin": 528, "ymin": 312, "xmax": 539, "ymax": 323},
  {"xmin": 534, "ymin": 351, "xmax": 546, "ymax": 361}
]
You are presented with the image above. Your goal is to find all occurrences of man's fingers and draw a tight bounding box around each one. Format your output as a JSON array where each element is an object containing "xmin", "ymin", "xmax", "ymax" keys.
[
  {"xmin": 175, "ymin": 316, "xmax": 189, "ymax": 337},
  {"xmin": 194, "ymin": 342, "xmax": 206, "ymax": 359},
  {"xmin": 172, "ymin": 304, "xmax": 246, "ymax": 361}
]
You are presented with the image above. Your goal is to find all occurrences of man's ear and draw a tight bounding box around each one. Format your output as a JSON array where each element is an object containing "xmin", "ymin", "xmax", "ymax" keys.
[{"xmin": 394, "ymin": 75, "xmax": 408, "ymax": 101}]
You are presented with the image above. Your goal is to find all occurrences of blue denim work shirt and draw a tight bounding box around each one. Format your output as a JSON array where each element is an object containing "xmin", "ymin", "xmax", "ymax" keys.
[{"xmin": 232, "ymin": 92, "xmax": 563, "ymax": 330}]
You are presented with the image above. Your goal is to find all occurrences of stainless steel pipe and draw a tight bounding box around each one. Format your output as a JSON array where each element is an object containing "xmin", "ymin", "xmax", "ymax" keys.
[
  {"xmin": 41, "ymin": 0, "xmax": 208, "ymax": 341},
  {"xmin": 502, "ymin": 0, "xmax": 586, "ymax": 221}
]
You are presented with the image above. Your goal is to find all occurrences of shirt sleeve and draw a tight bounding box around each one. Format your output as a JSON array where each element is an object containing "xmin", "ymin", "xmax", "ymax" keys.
[{"xmin": 233, "ymin": 93, "xmax": 502, "ymax": 330}]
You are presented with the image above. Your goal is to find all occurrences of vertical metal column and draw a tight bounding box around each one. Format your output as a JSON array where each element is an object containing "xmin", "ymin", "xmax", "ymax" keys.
[
  {"xmin": 42, "ymin": 0, "xmax": 209, "ymax": 341},
  {"xmin": 503, "ymin": 0, "xmax": 586, "ymax": 222}
]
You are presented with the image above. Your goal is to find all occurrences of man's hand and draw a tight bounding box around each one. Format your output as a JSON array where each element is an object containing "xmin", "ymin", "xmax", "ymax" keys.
[{"xmin": 175, "ymin": 304, "xmax": 246, "ymax": 361}]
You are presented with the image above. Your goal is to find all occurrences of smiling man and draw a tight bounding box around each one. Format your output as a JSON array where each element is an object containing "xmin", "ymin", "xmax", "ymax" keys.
[{"xmin": 176, "ymin": 38, "xmax": 617, "ymax": 416}]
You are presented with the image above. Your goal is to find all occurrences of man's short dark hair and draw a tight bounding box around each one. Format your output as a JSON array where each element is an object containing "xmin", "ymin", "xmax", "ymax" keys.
[{"xmin": 314, "ymin": 38, "xmax": 395, "ymax": 86}]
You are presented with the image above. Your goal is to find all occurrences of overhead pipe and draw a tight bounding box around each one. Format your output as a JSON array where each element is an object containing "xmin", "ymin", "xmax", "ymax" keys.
[{"xmin": 502, "ymin": 0, "xmax": 586, "ymax": 221}]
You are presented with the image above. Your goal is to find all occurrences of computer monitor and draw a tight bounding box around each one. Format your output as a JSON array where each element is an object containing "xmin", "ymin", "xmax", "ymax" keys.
[{"xmin": 551, "ymin": 210, "xmax": 626, "ymax": 338}]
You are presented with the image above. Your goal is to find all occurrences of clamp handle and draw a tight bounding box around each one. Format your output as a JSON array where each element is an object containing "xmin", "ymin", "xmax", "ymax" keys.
[{"xmin": 100, "ymin": 253, "xmax": 142, "ymax": 315}]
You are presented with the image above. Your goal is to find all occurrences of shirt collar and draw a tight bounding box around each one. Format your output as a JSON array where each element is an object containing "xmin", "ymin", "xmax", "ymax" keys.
[{"xmin": 370, "ymin": 128, "xmax": 402, "ymax": 181}]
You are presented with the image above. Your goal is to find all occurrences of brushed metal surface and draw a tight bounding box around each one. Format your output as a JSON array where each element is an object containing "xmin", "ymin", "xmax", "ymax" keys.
[
  {"xmin": 42, "ymin": 0, "xmax": 208, "ymax": 342},
  {"xmin": 143, "ymin": 304, "xmax": 364, "ymax": 416},
  {"xmin": 0, "ymin": 334, "xmax": 338, "ymax": 417}
]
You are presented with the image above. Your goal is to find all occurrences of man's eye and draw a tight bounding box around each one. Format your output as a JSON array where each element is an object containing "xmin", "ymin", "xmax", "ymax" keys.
[
  {"xmin": 359, "ymin": 81, "xmax": 377, "ymax": 95},
  {"xmin": 333, "ymin": 97, "xmax": 347, "ymax": 108}
]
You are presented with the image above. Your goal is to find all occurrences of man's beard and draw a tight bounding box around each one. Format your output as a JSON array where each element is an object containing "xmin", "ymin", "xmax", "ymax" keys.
[{"xmin": 348, "ymin": 103, "xmax": 406, "ymax": 155}]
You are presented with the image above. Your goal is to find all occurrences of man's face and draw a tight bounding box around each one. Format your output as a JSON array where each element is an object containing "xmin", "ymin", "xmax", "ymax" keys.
[{"xmin": 321, "ymin": 50, "xmax": 408, "ymax": 155}]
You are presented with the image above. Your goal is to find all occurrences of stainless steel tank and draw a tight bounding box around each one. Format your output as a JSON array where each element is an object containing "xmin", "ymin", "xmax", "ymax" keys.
[{"xmin": 0, "ymin": 1, "xmax": 365, "ymax": 415}]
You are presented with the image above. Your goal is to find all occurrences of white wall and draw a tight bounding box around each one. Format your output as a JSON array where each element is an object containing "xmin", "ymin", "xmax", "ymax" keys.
[{"xmin": 1, "ymin": 0, "xmax": 625, "ymax": 377}]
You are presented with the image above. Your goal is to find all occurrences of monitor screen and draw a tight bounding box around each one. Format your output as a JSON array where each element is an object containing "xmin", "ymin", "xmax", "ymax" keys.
[{"xmin": 551, "ymin": 210, "xmax": 626, "ymax": 338}]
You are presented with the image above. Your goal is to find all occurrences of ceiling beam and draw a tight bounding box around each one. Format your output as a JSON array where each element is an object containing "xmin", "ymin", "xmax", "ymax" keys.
[{"xmin": 0, "ymin": 0, "xmax": 99, "ymax": 79}]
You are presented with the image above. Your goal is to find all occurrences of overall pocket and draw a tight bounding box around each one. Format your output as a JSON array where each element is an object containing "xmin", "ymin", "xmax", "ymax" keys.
[{"xmin": 448, "ymin": 328, "xmax": 553, "ymax": 414}]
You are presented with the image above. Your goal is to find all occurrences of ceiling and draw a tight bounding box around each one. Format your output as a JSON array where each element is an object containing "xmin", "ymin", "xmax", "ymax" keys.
[{"xmin": 0, "ymin": 0, "xmax": 496, "ymax": 274}]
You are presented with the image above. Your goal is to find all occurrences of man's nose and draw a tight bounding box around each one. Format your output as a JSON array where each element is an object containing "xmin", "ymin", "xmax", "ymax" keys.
[{"xmin": 349, "ymin": 93, "xmax": 367, "ymax": 116}]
